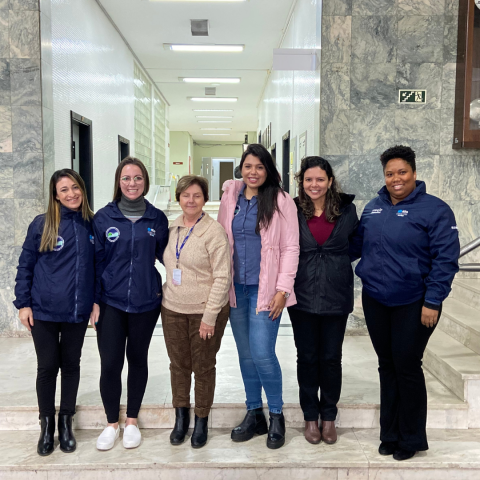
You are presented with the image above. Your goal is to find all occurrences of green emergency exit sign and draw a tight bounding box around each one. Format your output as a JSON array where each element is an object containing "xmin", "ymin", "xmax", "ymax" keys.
[{"xmin": 399, "ymin": 90, "xmax": 427, "ymax": 104}]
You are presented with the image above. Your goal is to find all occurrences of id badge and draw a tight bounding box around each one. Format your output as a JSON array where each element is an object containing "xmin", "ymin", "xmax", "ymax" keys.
[{"xmin": 172, "ymin": 269, "xmax": 182, "ymax": 286}]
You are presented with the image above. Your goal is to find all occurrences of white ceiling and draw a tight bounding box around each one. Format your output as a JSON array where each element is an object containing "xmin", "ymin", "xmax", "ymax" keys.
[{"xmin": 99, "ymin": 0, "xmax": 295, "ymax": 141}]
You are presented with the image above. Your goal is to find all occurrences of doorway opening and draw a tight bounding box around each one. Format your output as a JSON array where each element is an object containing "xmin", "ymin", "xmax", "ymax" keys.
[
  {"xmin": 202, "ymin": 157, "xmax": 239, "ymax": 201},
  {"xmin": 282, "ymin": 131, "xmax": 290, "ymax": 194},
  {"xmin": 71, "ymin": 111, "xmax": 93, "ymax": 208},
  {"xmin": 118, "ymin": 136, "xmax": 130, "ymax": 163},
  {"xmin": 271, "ymin": 143, "xmax": 276, "ymax": 166}
]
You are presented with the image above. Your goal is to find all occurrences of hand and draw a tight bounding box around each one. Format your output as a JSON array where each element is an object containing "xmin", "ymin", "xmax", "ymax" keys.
[
  {"xmin": 199, "ymin": 321, "xmax": 215, "ymax": 340},
  {"xmin": 421, "ymin": 306, "xmax": 439, "ymax": 328},
  {"xmin": 90, "ymin": 303, "xmax": 100, "ymax": 331},
  {"xmin": 268, "ymin": 292, "xmax": 286, "ymax": 320},
  {"xmin": 19, "ymin": 307, "xmax": 34, "ymax": 331}
]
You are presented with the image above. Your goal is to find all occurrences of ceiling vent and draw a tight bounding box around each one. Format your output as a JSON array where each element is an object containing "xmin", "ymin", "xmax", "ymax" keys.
[
  {"xmin": 205, "ymin": 87, "xmax": 216, "ymax": 96},
  {"xmin": 191, "ymin": 19, "xmax": 209, "ymax": 36}
]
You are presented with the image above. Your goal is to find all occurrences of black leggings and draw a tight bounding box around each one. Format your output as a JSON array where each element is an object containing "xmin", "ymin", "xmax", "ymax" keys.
[
  {"xmin": 288, "ymin": 307, "xmax": 348, "ymax": 422},
  {"xmin": 362, "ymin": 290, "xmax": 441, "ymax": 452},
  {"xmin": 31, "ymin": 319, "xmax": 89, "ymax": 417},
  {"xmin": 96, "ymin": 302, "xmax": 160, "ymax": 423}
]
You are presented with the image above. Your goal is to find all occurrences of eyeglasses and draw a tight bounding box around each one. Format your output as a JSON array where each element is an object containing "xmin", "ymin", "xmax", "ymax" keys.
[{"xmin": 120, "ymin": 176, "xmax": 144, "ymax": 184}]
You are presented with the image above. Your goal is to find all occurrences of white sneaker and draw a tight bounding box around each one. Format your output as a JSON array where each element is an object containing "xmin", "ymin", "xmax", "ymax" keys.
[
  {"xmin": 123, "ymin": 424, "xmax": 142, "ymax": 449},
  {"xmin": 96, "ymin": 426, "xmax": 120, "ymax": 451}
]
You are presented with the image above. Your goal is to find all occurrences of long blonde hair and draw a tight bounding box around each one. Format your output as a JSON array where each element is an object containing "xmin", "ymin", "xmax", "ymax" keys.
[{"xmin": 39, "ymin": 169, "xmax": 93, "ymax": 252}]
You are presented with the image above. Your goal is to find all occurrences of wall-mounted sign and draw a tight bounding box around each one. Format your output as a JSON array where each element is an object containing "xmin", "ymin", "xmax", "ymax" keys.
[
  {"xmin": 398, "ymin": 90, "xmax": 427, "ymax": 104},
  {"xmin": 173, "ymin": 162, "xmax": 183, "ymax": 165}
]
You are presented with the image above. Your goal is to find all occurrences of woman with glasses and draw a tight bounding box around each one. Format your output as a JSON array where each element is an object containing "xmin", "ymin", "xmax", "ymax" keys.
[{"xmin": 90, "ymin": 157, "xmax": 169, "ymax": 451}]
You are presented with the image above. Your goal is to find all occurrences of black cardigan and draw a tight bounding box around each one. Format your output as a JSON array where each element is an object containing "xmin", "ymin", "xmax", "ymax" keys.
[{"xmin": 291, "ymin": 194, "xmax": 358, "ymax": 316}]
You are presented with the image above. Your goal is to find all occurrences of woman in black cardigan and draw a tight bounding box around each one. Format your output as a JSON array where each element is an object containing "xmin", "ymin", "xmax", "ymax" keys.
[{"xmin": 288, "ymin": 156, "xmax": 358, "ymax": 445}]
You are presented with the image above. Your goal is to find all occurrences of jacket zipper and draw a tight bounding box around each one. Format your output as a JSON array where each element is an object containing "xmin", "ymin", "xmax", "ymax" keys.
[
  {"xmin": 73, "ymin": 219, "xmax": 80, "ymax": 320},
  {"xmin": 127, "ymin": 222, "xmax": 136, "ymax": 312}
]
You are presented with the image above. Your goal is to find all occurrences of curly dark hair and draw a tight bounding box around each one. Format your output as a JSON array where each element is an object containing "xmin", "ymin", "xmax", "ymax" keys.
[
  {"xmin": 380, "ymin": 145, "xmax": 416, "ymax": 172},
  {"xmin": 294, "ymin": 156, "xmax": 342, "ymax": 222}
]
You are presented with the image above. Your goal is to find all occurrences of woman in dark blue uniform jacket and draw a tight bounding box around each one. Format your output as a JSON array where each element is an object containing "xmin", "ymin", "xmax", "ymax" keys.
[
  {"xmin": 14, "ymin": 169, "xmax": 95, "ymax": 457},
  {"xmin": 350, "ymin": 145, "xmax": 460, "ymax": 461},
  {"xmin": 90, "ymin": 156, "xmax": 168, "ymax": 451}
]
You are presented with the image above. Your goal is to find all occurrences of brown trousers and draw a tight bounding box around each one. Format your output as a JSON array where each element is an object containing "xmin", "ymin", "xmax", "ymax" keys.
[{"xmin": 161, "ymin": 303, "xmax": 229, "ymax": 418}]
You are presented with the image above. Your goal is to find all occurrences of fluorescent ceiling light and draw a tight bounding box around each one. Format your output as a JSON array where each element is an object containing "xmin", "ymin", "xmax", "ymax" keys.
[
  {"xmin": 166, "ymin": 44, "xmax": 244, "ymax": 53},
  {"xmin": 193, "ymin": 109, "xmax": 234, "ymax": 112},
  {"xmin": 189, "ymin": 97, "xmax": 238, "ymax": 102},
  {"xmin": 203, "ymin": 134, "xmax": 231, "ymax": 136},
  {"xmin": 153, "ymin": 0, "xmax": 245, "ymax": 2},
  {"xmin": 198, "ymin": 120, "xmax": 232, "ymax": 123},
  {"xmin": 201, "ymin": 128, "xmax": 232, "ymax": 130},
  {"xmin": 196, "ymin": 116, "xmax": 233, "ymax": 118},
  {"xmin": 181, "ymin": 77, "xmax": 241, "ymax": 83}
]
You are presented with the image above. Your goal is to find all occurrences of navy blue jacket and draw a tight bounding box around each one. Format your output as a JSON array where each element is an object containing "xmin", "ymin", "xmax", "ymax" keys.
[
  {"xmin": 93, "ymin": 199, "xmax": 168, "ymax": 313},
  {"xmin": 14, "ymin": 206, "xmax": 95, "ymax": 323},
  {"xmin": 350, "ymin": 181, "xmax": 460, "ymax": 307}
]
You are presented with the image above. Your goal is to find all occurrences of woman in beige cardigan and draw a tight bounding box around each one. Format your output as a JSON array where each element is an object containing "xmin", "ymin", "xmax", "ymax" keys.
[{"xmin": 162, "ymin": 175, "xmax": 231, "ymax": 449}]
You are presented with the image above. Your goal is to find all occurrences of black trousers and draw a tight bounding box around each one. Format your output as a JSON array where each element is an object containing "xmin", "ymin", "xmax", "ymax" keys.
[
  {"xmin": 31, "ymin": 319, "xmax": 89, "ymax": 417},
  {"xmin": 362, "ymin": 290, "xmax": 441, "ymax": 452},
  {"xmin": 96, "ymin": 302, "xmax": 160, "ymax": 423},
  {"xmin": 288, "ymin": 307, "xmax": 348, "ymax": 422}
]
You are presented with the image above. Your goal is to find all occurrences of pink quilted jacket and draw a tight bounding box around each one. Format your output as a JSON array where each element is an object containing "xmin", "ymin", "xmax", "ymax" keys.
[{"xmin": 217, "ymin": 180, "xmax": 300, "ymax": 311}]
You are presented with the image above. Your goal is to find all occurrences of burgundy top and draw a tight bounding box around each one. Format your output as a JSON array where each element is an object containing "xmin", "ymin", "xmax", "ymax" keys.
[{"xmin": 307, "ymin": 211, "xmax": 336, "ymax": 246}]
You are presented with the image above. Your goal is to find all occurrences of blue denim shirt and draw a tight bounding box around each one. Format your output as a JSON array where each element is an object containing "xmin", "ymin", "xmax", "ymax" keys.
[{"xmin": 232, "ymin": 185, "xmax": 262, "ymax": 285}]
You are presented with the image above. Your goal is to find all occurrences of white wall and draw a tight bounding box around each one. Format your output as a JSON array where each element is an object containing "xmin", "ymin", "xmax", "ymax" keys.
[{"xmin": 258, "ymin": 0, "xmax": 322, "ymax": 194}]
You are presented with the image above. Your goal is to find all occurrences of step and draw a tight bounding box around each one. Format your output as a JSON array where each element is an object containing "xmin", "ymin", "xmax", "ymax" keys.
[
  {"xmin": 439, "ymin": 297, "xmax": 480, "ymax": 355},
  {"xmin": 2, "ymin": 428, "xmax": 480, "ymax": 480},
  {"xmin": 451, "ymin": 278, "xmax": 480, "ymax": 311},
  {"xmin": 424, "ymin": 329, "xmax": 480, "ymax": 401}
]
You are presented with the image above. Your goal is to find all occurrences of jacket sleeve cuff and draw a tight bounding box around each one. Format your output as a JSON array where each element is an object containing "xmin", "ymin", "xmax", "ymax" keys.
[
  {"xmin": 94, "ymin": 294, "xmax": 101, "ymax": 304},
  {"xmin": 201, "ymin": 311, "xmax": 218, "ymax": 327},
  {"xmin": 424, "ymin": 300, "xmax": 441, "ymax": 311}
]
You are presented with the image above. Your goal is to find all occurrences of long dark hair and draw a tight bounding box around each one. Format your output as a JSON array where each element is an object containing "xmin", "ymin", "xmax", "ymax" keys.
[
  {"xmin": 295, "ymin": 156, "xmax": 342, "ymax": 222},
  {"xmin": 240, "ymin": 144, "xmax": 284, "ymax": 233},
  {"xmin": 113, "ymin": 156, "xmax": 150, "ymax": 202}
]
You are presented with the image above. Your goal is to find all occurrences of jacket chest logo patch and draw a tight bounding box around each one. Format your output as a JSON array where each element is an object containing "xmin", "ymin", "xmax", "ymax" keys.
[
  {"xmin": 147, "ymin": 227, "xmax": 156, "ymax": 237},
  {"xmin": 371, "ymin": 208, "xmax": 383, "ymax": 214},
  {"xmin": 89, "ymin": 235, "xmax": 95, "ymax": 244},
  {"xmin": 53, "ymin": 236, "xmax": 64, "ymax": 252},
  {"xmin": 106, "ymin": 227, "xmax": 120, "ymax": 243},
  {"xmin": 396, "ymin": 209, "xmax": 409, "ymax": 217}
]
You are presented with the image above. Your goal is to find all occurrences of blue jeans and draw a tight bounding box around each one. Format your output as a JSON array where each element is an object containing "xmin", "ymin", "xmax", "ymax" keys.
[{"xmin": 229, "ymin": 283, "xmax": 283, "ymax": 414}]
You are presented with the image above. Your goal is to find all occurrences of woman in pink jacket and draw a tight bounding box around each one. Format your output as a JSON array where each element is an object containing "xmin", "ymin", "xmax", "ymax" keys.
[{"xmin": 218, "ymin": 144, "xmax": 299, "ymax": 449}]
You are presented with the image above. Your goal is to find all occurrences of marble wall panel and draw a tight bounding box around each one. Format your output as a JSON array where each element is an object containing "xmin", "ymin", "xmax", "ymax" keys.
[
  {"xmin": 0, "ymin": 198, "xmax": 14, "ymax": 245},
  {"xmin": 350, "ymin": 63, "xmax": 397, "ymax": 109},
  {"xmin": 438, "ymin": 156, "xmax": 480, "ymax": 201},
  {"xmin": 445, "ymin": 0, "xmax": 459, "ymax": 15},
  {"xmin": 441, "ymin": 63, "xmax": 456, "ymax": 111},
  {"xmin": 397, "ymin": 16, "xmax": 445, "ymax": 64},
  {"xmin": 0, "ymin": 288, "xmax": 19, "ymax": 336},
  {"xmin": 398, "ymin": 0, "xmax": 445, "ymax": 16},
  {"xmin": 8, "ymin": 10, "xmax": 39, "ymax": 59},
  {"xmin": 0, "ymin": 164, "xmax": 12, "ymax": 197},
  {"xmin": 324, "ymin": 155, "xmax": 349, "ymax": 190},
  {"xmin": 10, "ymin": 0, "xmax": 39, "ymax": 10},
  {"xmin": 320, "ymin": 108, "xmax": 350, "ymax": 155},
  {"xmin": 350, "ymin": 108, "xmax": 395, "ymax": 155},
  {"xmin": 416, "ymin": 155, "xmax": 440, "ymax": 196},
  {"xmin": 11, "ymin": 105, "xmax": 42, "ymax": 152},
  {"xmin": 0, "ymin": 58, "xmax": 10, "ymax": 105},
  {"xmin": 396, "ymin": 63, "xmax": 443, "ymax": 109},
  {"xmin": 321, "ymin": 16, "xmax": 351, "ymax": 64},
  {"xmin": 352, "ymin": 0, "xmax": 396, "ymax": 15},
  {"xmin": 323, "ymin": 0, "xmax": 352, "ymax": 16},
  {"xmin": 347, "ymin": 155, "xmax": 385, "ymax": 199},
  {"xmin": 0, "ymin": 11, "xmax": 9, "ymax": 58},
  {"xmin": 14, "ymin": 199, "xmax": 43, "ymax": 246},
  {"xmin": 0, "ymin": 245, "xmax": 17, "ymax": 290},
  {"xmin": 443, "ymin": 15, "xmax": 459, "ymax": 65},
  {"xmin": 321, "ymin": 63, "xmax": 350, "ymax": 111},
  {"xmin": 394, "ymin": 109, "xmax": 441, "ymax": 155},
  {"xmin": 0, "ymin": 105, "xmax": 12, "ymax": 152},
  {"xmin": 13, "ymin": 151, "xmax": 43, "ymax": 199},
  {"xmin": 351, "ymin": 16, "xmax": 397, "ymax": 64},
  {"xmin": 0, "ymin": 0, "xmax": 9, "ymax": 10},
  {"xmin": 10, "ymin": 59, "xmax": 40, "ymax": 106}
]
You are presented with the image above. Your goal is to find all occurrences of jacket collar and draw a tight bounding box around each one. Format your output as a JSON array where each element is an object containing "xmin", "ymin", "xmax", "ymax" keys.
[
  {"xmin": 170, "ymin": 212, "xmax": 213, "ymax": 238},
  {"xmin": 60, "ymin": 205, "xmax": 81, "ymax": 219},
  {"xmin": 377, "ymin": 180, "xmax": 426, "ymax": 205},
  {"xmin": 293, "ymin": 192, "xmax": 356, "ymax": 212},
  {"xmin": 222, "ymin": 179, "xmax": 245, "ymax": 198},
  {"xmin": 104, "ymin": 198, "xmax": 157, "ymax": 220}
]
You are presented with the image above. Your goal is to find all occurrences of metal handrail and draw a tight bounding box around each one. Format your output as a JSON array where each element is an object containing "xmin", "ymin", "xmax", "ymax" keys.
[{"xmin": 459, "ymin": 236, "xmax": 480, "ymax": 272}]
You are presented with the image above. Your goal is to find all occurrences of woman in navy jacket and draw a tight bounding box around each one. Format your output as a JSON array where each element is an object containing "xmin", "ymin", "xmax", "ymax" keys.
[
  {"xmin": 90, "ymin": 157, "xmax": 168, "ymax": 451},
  {"xmin": 14, "ymin": 169, "xmax": 95, "ymax": 457},
  {"xmin": 350, "ymin": 145, "xmax": 460, "ymax": 461}
]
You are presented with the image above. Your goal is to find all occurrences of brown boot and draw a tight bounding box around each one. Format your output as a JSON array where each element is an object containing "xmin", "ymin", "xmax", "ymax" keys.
[
  {"xmin": 304, "ymin": 421, "xmax": 321, "ymax": 444},
  {"xmin": 321, "ymin": 420, "xmax": 337, "ymax": 444}
]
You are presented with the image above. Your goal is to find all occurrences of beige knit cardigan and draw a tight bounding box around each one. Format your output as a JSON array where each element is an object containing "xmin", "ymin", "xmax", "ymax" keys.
[{"xmin": 162, "ymin": 212, "xmax": 231, "ymax": 326}]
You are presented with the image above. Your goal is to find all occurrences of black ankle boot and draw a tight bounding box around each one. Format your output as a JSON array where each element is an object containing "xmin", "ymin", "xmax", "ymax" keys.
[
  {"xmin": 58, "ymin": 414, "xmax": 76, "ymax": 453},
  {"xmin": 267, "ymin": 412, "xmax": 285, "ymax": 449},
  {"xmin": 37, "ymin": 415, "xmax": 55, "ymax": 456},
  {"xmin": 191, "ymin": 415, "xmax": 208, "ymax": 449},
  {"xmin": 170, "ymin": 407, "xmax": 190, "ymax": 445},
  {"xmin": 231, "ymin": 408, "xmax": 268, "ymax": 442}
]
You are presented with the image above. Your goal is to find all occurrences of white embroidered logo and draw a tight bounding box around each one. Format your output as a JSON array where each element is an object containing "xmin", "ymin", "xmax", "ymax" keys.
[{"xmin": 371, "ymin": 208, "xmax": 383, "ymax": 214}]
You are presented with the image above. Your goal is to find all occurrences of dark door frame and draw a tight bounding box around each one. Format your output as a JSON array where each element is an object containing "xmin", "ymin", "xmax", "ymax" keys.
[
  {"xmin": 118, "ymin": 135, "xmax": 130, "ymax": 163},
  {"xmin": 282, "ymin": 131, "xmax": 290, "ymax": 194}
]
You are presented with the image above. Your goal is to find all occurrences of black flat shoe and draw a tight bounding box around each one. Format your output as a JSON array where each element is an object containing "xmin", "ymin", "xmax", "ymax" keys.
[
  {"xmin": 378, "ymin": 441, "xmax": 397, "ymax": 456},
  {"xmin": 170, "ymin": 407, "xmax": 190, "ymax": 445},
  {"xmin": 191, "ymin": 415, "xmax": 208, "ymax": 449},
  {"xmin": 37, "ymin": 415, "xmax": 55, "ymax": 456},
  {"xmin": 58, "ymin": 414, "xmax": 76, "ymax": 453},
  {"xmin": 231, "ymin": 408, "xmax": 268, "ymax": 442},
  {"xmin": 266, "ymin": 412, "xmax": 285, "ymax": 449},
  {"xmin": 393, "ymin": 448, "xmax": 417, "ymax": 461}
]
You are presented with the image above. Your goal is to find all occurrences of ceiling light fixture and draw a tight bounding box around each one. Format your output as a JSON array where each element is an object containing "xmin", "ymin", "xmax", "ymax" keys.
[
  {"xmin": 203, "ymin": 134, "xmax": 231, "ymax": 136},
  {"xmin": 196, "ymin": 116, "xmax": 233, "ymax": 118},
  {"xmin": 189, "ymin": 97, "xmax": 238, "ymax": 102},
  {"xmin": 166, "ymin": 44, "xmax": 244, "ymax": 53},
  {"xmin": 153, "ymin": 0, "xmax": 245, "ymax": 2},
  {"xmin": 181, "ymin": 77, "xmax": 241, "ymax": 83},
  {"xmin": 193, "ymin": 109, "xmax": 234, "ymax": 112},
  {"xmin": 201, "ymin": 128, "xmax": 232, "ymax": 130},
  {"xmin": 198, "ymin": 120, "xmax": 232, "ymax": 123}
]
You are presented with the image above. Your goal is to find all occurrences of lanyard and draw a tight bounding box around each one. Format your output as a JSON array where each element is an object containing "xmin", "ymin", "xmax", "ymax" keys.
[{"xmin": 175, "ymin": 213, "xmax": 205, "ymax": 267}]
